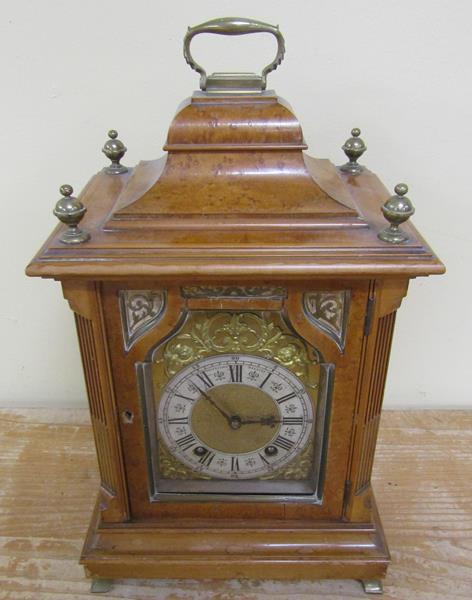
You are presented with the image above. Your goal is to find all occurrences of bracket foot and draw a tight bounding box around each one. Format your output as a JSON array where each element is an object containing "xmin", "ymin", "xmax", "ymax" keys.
[
  {"xmin": 361, "ymin": 579, "xmax": 384, "ymax": 594},
  {"xmin": 90, "ymin": 578, "xmax": 113, "ymax": 593}
]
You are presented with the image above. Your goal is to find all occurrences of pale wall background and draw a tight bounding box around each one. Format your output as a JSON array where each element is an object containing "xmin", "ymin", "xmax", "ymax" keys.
[{"xmin": 1, "ymin": 0, "xmax": 470, "ymax": 408}]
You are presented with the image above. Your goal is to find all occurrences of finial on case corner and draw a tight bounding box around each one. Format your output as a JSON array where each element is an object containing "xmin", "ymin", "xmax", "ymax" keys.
[
  {"xmin": 53, "ymin": 184, "xmax": 90, "ymax": 244},
  {"xmin": 339, "ymin": 128, "xmax": 367, "ymax": 174},
  {"xmin": 378, "ymin": 183, "xmax": 415, "ymax": 244},
  {"xmin": 102, "ymin": 129, "xmax": 128, "ymax": 174}
]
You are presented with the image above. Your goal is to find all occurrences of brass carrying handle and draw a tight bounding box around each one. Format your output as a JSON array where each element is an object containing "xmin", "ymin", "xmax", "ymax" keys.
[{"xmin": 183, "ymin": 17, "xmax": 286, "ymax": 91}]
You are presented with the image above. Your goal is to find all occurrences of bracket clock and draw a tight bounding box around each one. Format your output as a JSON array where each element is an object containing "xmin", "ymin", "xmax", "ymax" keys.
[{"xmin": 26, "ymin": 18, "xmax": 444, "ymax": 595}]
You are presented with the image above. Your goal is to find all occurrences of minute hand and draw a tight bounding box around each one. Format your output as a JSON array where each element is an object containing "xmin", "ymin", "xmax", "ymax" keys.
[{"xmin": 195, "ymin": 385, "xmax": 233, "ymax": 422}]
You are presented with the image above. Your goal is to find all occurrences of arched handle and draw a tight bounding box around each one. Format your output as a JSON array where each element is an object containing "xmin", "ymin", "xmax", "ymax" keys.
[{"xmin": 183, "ymin": 17, "xmax": 285, "ymax": 92}]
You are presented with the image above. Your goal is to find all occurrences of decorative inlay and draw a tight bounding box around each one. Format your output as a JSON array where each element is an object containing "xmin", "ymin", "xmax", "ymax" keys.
[
  {"xmin": 303, "ymin": 290, "xmax": 351, "ymax": 351},
  {"xmin": 181, "ymin": 286, "xmax": 286, "ymax": 299},
  {"xmin": 119, "ymin": 290, "xmax": 166, "ymax": 351}
]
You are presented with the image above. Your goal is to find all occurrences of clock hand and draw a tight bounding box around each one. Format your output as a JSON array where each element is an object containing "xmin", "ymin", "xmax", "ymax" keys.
[
  {"xmin": 194, "ymin": 388, "xmax": 279, "ymax": 429},
  {"xmin": 239, "ymin": 415, "xmax": 282, "ymax": 426},
  {"xmin": 194, "ymin": 385, "xmax": 233, "ymax": 423}
]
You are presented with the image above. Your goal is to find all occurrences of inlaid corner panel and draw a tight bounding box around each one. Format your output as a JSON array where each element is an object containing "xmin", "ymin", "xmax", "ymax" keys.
[
  {"xmin": 119, "ymin": 290, "xmax": 167, "ymax": 351},
  {"xmin": 303, "ymin": 290, "xmax": 351, "ymax": 351}
]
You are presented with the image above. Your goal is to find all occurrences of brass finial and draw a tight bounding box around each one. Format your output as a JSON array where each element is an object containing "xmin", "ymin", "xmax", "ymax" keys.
[
  {"xmin": 102, "ymin": 129, "xmax": 128, "ymax": 174},
  {"xmin": 340, "ymin": 128, "xmax": 367, "ymax": 174},
  {"xmin": 53, "ymin": 185, "xmax": 90, "ymax": 244},
  {"xmin": 378, "ymin": 183, "xmax": 415, "ymax": 244}
]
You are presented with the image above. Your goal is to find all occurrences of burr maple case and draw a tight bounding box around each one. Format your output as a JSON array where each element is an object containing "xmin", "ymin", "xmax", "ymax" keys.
[{"xmin": 26, "ymin": 17, "xmax": 444, "ymax": 595}]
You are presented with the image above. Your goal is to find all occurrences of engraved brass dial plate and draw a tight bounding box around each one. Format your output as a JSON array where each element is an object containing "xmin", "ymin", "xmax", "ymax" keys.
[
  {"xmin": 157, "ymin": 354, "xmax": 314, "ymax": 480},
  {"xmin": 139, "ymin": 309, "xmax": 332, "ymax": 497}
]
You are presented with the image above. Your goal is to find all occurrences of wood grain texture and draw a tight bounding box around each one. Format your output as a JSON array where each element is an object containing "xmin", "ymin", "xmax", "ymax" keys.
[
  {"xmin": 64, "ymin": 283, "xmax": 129, "ymax": 524},
  {"xmin": 355, "ymin": 311, "xmax": 397, "ymax": 493},
  {"xmin": 25, "ymin": 92, "xmax": 444, "ymax": 281},
  {"xmin": 99, "ymin": 281, "xmax": 370, "ymax": 524},
  {"xmin": 0, "ymin": 408, "xmax": 470, "ymax": 599}
]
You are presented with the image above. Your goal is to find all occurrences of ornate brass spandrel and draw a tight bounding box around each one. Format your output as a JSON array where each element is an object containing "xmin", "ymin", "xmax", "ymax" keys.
[
  {"xmin": 158, "ymin": 441, "xmax": 210, "ymax": 480},
  {"xmin": 303, "ymin": 290, "xmax": 351, "ymax": 351},
  {"xmin": 159, "ymin": 434, "xmax": 315, "ymax": 481},
  {"xmin": 119, "ymin": 290, "xmax": 166, "ymax": 351},
  {"xmin": 261, "ymin": 434, "xmax": 314, "ymax": 481},
  {"xmin": 181, "ymin": 286, "xmax": 287, "ymax": 299},
  {"xmin": 152, "ymin": 311, "xmax": 319, "ymax": 381}
]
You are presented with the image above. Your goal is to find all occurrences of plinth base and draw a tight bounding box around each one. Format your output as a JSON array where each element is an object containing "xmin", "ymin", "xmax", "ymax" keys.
[{"xmin": 81, "ymin": 499, "xmax": 390, "ymax": 584}]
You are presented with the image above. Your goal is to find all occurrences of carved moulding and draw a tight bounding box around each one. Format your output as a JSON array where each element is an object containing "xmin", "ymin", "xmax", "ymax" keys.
[
  {"xmin": 181, "ymin": 286, "xmax": 287, "ymax": 299},
  {"xmin": 303, "ymin": 291, "xmax": 351, "ymax": 351},
  {"xmin": 119, "ymin": 290, "xmax": 166, "ymax": 351}
]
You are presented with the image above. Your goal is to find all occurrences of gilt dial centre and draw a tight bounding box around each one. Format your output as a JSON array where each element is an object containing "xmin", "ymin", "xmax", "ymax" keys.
[{"xmin": 191, "ymin": 384, "xmax": 279, "ymax": 454}]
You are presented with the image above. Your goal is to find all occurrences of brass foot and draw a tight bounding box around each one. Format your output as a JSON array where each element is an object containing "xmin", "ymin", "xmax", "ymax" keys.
[
  {"xmin": 90, "ymin": 578, "xmax": 113, "ymax": 593},
  {"xmin": 361, "ymin": 579, "xmax": 384, "ymax": 594}
]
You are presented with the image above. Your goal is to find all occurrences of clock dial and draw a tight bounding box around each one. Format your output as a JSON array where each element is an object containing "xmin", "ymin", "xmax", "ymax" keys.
[{"xmin": 157, "ymin": 354, "xmax": 314, "ymax": 479}]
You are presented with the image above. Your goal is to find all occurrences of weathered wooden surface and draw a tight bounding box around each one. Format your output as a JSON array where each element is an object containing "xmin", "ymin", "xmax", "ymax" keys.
[{"xmin": 0, "ymin": 409, "xmax": 470, "ymax": 599}]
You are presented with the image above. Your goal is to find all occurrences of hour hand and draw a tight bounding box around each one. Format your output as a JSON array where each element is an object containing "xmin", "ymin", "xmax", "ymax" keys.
[{"xmin": 239, "ymin": 415, "xmax": 281, "ymax": 426}]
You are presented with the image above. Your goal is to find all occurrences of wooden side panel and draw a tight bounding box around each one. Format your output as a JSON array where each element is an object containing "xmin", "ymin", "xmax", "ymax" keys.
[
  {"xmin": 355, "ymin": 311, "xmax": 396, "ymax": 492},
  {"xmin": 75, "ymin": 315, "xmax": 118, "ymax": 495},
  {"xmin": 63, "ymin": 281, "xmax": 129, "ymax": 523},
  {"xmin": 345, "ymin": 278, "xmax": 406, "ymax": 521}
]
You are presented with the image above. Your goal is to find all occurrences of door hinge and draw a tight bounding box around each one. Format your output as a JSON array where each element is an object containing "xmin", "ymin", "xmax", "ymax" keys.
[{"xmin": 364, "ymin": 295, "xmax": 375, "ymax": 337}]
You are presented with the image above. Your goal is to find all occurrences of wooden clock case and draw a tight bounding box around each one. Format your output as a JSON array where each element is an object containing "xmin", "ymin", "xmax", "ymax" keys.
[{"xmin": 26, "ymin": 80, "xmax": 444, "ymax": 589}]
